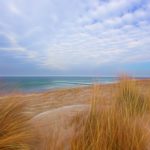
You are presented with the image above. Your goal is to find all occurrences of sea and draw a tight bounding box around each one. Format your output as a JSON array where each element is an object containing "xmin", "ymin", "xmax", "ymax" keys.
[{"xmin": 0, "ymin": 76, "xmax": 118, "ymax": 93}]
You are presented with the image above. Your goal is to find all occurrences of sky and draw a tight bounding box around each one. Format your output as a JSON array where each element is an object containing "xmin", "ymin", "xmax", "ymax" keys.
[{"xmin": 0, "ymin": 0, "xmax": 150, "ymax": 77}]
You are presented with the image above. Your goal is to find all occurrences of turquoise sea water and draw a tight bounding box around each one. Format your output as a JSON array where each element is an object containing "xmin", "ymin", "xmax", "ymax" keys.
[{"xmin": 0, "ymin": 76, "xmax": 117, "ymax": 93}]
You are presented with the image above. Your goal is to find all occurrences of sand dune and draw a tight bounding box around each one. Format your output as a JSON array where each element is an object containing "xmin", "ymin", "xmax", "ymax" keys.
[{"xmin": 31, "ymin": 104, "xmax": 89, "ymax": 149}]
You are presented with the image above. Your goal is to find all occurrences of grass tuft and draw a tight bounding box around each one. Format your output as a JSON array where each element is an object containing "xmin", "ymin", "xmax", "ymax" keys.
[
  {"xmin": 0, "ymin": 98, "xmax": 35, "ymax": 150},
  {"xmin": 71, "ymin": 78, "xmax": 150, "ymax": 150},
  {"xmin": 116, "ymin": 77, "xmax": 149, "ymax": 116}
]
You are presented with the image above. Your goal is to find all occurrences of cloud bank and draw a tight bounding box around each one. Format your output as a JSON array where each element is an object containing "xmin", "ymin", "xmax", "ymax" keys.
[{"xmin": 0, "ymin": 0, "xmax": 150, "ymax": 75}]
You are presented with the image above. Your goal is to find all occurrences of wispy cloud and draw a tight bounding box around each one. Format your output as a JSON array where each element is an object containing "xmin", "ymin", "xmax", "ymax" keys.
[{"xmin": 0, "ymin": 0, "xmax": 150, "ymax": 75}]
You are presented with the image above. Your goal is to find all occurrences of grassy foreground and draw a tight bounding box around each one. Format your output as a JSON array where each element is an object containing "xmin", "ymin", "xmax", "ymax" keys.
[
  {"xmin": 0, "ymin": 78, "xmax": 150, "ymax": 150},
  {"xmin": 71, "ymin": 78, "xmax": 150, "ymax": 150}
]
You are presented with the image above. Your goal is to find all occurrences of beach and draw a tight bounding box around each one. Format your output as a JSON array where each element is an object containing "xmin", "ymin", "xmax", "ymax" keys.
[{"xmin": 0, "ymin": 79, "xmax": 150, "ymax": 149}]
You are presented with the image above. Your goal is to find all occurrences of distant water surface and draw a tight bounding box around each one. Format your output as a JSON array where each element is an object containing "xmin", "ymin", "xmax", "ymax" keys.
[{"xmin": 0, "ymin": 76, "xmax": 118, "ymax": 93}]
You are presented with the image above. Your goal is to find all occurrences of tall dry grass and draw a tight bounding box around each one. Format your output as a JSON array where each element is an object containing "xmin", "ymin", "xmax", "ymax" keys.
[
  {"xmin": 116, "ymin": 77, "xmax": 149, "ymax": 116},
  {"xmin": 71, "ymin": 78, "xmax": 150, "ymax": 150},
  {"xmin": 0, "ymin": 98, "xmax": 35, "ymax": 150},
  {"xmin": 71, "ymin": 109, "xmax": 148, "ymax": 150}
]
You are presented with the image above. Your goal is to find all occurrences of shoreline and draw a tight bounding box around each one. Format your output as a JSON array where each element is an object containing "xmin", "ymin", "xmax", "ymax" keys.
[
  {"xmin": 0, "ymin": 81, "xmax": 117, "ymax": 95},
  {"xmin": 0, "ymin": 81, "xmax": 116, "ymax": 97},
  {"xmin": 0, "ymin": 78, "xmax": 150, "ymax": 98}
]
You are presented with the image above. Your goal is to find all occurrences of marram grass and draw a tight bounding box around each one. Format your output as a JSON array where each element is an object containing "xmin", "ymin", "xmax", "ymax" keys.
[
  {"xmin": 71, "ymin": 78, "xmax": 150, "ymax": 150},
  {"xmin": 116, "ymin": 77, "xmax": 149, "ymax": 116},
  {"xmin": 0, "ymin": 98, "xmax": 35, "ymax": 150}
]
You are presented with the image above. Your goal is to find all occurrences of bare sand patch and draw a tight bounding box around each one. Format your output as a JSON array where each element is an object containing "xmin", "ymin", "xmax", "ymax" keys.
[{"xmin": 31, "ymin": 105, "xmax": 89, "ymax": 149}]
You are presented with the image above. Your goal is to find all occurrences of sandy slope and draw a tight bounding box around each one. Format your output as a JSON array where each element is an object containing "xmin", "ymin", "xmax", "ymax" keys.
[{"xmin": 31, "ymin": 105, "xmax": 89, "ymax": 149}]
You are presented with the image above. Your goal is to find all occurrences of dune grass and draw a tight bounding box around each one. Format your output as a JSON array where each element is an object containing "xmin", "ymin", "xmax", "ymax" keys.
[
  {"xmin": 71, "ymin": 109, "xmax": 148, "ymax": 150},
  {"xmin": 71, "ymin": 78, "xmax": 150, "ymax": 150},
  {"xmin": 0, "ymin": 98, "xmax": 35, "ymax": 150},
  {"xmin": 116, "ymin": 77, "xmax": 149, "ymax": 116}
]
